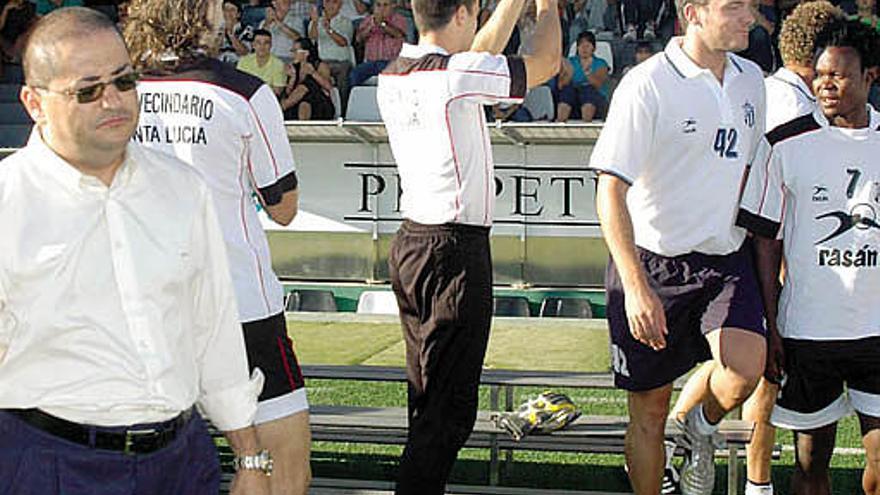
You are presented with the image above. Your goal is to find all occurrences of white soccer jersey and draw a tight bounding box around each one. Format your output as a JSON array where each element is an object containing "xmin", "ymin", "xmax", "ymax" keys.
[
  {"xmin": 738, "ymin": 107, "xmax": 880, "ymax": 340},
  {"xmin": 765, "ymin": 67, "xmax": 816, "ymax": 131},
  {"xmin": 589, "ymin": 38, "xmax": 765, "ymax": 257},
  {"xmin": 135, "ymin": 58, "xmax": 297, "ymax": 323},
  {"xmin": 377, "ymin": 43, "xmax": 527, "ymax": 226}
]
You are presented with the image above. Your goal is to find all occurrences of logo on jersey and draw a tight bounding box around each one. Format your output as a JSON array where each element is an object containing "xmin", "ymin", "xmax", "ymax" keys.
[
  {"xmin": 742, "ymin": 102, "xmax": 755, "ymax": 128},
  {"xmin": 681, "ymin": 118, "xmax": 697, "ymax": 134},
  {"xmin": 812, "ymin": 186, "xmax": 829, "ymax": 202},
  {"xmin": 815, "ymin": 203, "xmax": 880, "ymax": 244}
]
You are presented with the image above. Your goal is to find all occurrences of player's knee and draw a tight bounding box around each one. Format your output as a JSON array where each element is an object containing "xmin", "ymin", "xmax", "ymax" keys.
[
  {"xmin": 629, "ymin": 396, "xmax": 669, "ymax": 436},
  {"xmin": 718, "ymin": 366, "xmax": 761, "ymax": 404}
]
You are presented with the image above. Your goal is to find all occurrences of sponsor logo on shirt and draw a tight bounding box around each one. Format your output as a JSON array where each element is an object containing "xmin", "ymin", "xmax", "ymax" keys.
[
  {"xmin": 681, "ymin": 118, "xmax": 697, "ymax": 134},
  {"xmin": 812, "ymin": 185, "xmax": 829, "ymax": 202},
  {"xmin": 743, "ymin": 101, "xmax": 755, "ymax": 128}
]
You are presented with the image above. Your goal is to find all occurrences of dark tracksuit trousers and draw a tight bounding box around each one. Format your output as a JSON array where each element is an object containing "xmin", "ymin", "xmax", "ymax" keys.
[{"xmin": 388, "ymin": 220, "xmax": 493, "ymax": 495}]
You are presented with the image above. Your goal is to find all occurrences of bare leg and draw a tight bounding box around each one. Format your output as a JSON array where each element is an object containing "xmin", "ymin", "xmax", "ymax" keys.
[
  {"xmin": 703, "ymin": 328, "xmax": 765, "ymax": 423},
  {"xmin": 742, "ymin": 378, "xmax": 779, "ymax": 485},
  {"xmin": 626, "ymin": 384, "xmax": 673, "ymax": 495},
  {"xmin": 555, "ymin": 102, "xmax": 572, "ymax": 122},
  {"xmin": 859, "ymin": 413, "xmax": 880, "ymax": 495},
  {"xmin": 581, "ymin": 103, "xmax": 597, "ymax": 122},
  {"xmin": 255, "ymin": 410, "xmax": 313, "ymax": 495},
  {"xmin": 671, "ymin": 361, "xmax": 714, "ymax": 422},
  {"xmin": 792, "ymin": 424, "xmax": 836, "ymax": 495},
  {"xmin": 298, "ymin": 101, "xmax": 313, "ymax": 121}
]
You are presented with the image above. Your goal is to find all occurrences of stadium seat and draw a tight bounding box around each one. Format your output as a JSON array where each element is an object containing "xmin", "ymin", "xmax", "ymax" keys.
[
  {"xmin": 493, "ymin": 296, "xmax": 530, "ymax": 317},
  {"xmin": 0, "ymin": 103, "xmax": 31, "ymax": 125},
  {"xmin": 286, "ymin": 289, "xmax": 338, "ymax": 312},
  {"xmin": 523, "ymin": 86, "xmax": 554, "ymax": 121},
  {"xmin": 356, "ymin": 290, "xmax": 399, "ymax": 315},
  {"xmin": 0, "ymin": 84, "xmax": 22, "ymax": 103},
  {"xmin": 567, "ymin": 40, "xmax": 614, "ymax": 74},
  {"xmin": 539, "ymin": 297, "xmax": 593, "ymax": 318},
  {"xmin": 0, "ymin": 124, "xmax": 32, "ymax": 148},
  {"xmin": 345, "ymin": 86, "xmax": 381, "ymax": 121}
]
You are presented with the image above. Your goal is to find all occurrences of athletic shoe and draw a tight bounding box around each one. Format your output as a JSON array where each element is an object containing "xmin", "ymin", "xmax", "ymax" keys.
[
  {"xmin": 676, "ymin": 408, "xmax": 717, "ymax": 495},
  {"xmin": 662, "ymin": 440, "xmax": 681, "ymax": 494},
  {"xmin": 623, "ymin": 25, "xmax": 638, "ymax": 41},
  {"xmin": 643, "ymin": 22, "xmax": 656, "ymax": 40}
]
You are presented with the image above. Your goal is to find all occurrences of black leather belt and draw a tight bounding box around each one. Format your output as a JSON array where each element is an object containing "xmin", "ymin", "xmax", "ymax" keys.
[{"xmin": 6, "ymin": 408, "xmax": 193, "ymax": 455}]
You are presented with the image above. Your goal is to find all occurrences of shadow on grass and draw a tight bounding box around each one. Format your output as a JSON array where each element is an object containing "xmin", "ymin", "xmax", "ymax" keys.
[{"xmin": 312, "ymin": 451, "xmax": 867, "ymax": 494}]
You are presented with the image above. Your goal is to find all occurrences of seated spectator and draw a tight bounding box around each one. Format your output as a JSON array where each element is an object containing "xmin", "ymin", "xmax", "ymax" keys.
[
  {"xmin": 309, "ymin": 0, "xmax": 353, "ymax": 111},
  {"xmin": 620, "ymin": 0, "xmax": 661, "ymax": 40},
  {"xmin": 281, "ymin": 38, "xmax": 336, "ymax": 119},
  {"xmin": 621, "ymin": 40, "xmax": 654, "ymax": 74},
  {"xmin": 237, "ymin": 28, "xmax": 287, "ymax": 95},
  {"xmin": 555, "ymin": 31, "xmax": 609, "ymax": 122},
  {"xmin": 0, "ymin": 0, "xmax": 36, "ymax": 62},
  {"xmin": 218, "ymin": 1, "xmax": 254, "ymax": 65},
  {"xmin": 489, "ymin": 103, "xmax": 533, "ymax": 122},
  {"xmin": 261, "ymin": 0, "xmax": 309, "ymax": 62},
  {"xmin": 340, "ymin": 0, "xmax": 369, "ymax": 23},
  {"xmin": 349, "ymin": 0, "xmax": 405, "ymax": 87},
  {"xmin": 35, "ymin": 0, "xmax": 83, "ymax": 16}
]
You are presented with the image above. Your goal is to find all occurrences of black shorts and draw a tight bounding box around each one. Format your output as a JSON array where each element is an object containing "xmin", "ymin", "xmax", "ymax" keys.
[
  {"xmin": 243, "ymin": 311, "xmax": 308, "ymax": 424},
  {"xmin": 772, "ymin": 337, "xmax": 880, "ymax": 430},
  {"xmin": 606, "ymin": 241, "xmax": 765, "ymax": 391}
]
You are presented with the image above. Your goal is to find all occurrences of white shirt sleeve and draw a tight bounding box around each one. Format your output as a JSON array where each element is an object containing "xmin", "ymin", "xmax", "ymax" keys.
[
  {"xmin": 190, "ymin": 182, "xmax": 262, "ymax": 431},
  {"xmin": 737, "ymin": 137, "xmax": 785, "ymax": 239},
  {"xmin": 446, "ymin": 51, "xmax": 527, "ymax": 105},
  {"xmin": 247, "ymin": 84, "xmax": 299, "ymax": 206},
  {"xmin": 588, "ymin": 73, "xmax": 657, "ymax": 184}
]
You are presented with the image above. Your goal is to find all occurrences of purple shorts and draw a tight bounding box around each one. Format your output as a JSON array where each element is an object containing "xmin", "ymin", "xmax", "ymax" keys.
[{"xmin": 606, "ymin": 240, "xmax": 765, "ymax": 391}]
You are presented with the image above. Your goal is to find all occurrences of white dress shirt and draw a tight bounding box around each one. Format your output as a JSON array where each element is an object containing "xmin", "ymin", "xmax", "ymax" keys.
[{"xmin": 0, "ymin": 131, "xmax": 261, "ymax": 430}]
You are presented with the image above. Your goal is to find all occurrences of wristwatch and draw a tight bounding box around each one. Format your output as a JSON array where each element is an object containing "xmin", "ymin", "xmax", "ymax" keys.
[
  {"xmin": 232, "ymin": 449, "xmax": 274, "ymax": 476},
  {"xmin": 380, "ymin": 20, "xmax": 387, "ymax": 28}
]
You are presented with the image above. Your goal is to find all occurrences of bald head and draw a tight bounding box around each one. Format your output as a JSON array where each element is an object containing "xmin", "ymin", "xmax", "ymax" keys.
[{"xmin": 23, "ymin": 7, "xmax": 122, "ymax": 87}]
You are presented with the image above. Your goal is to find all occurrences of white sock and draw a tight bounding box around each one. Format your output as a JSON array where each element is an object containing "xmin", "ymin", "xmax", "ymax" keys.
[
  {"xmin": 745, "ymin": 480, "xmax": 773, "ymax": 495},
  {"xmin": 694, "ymin": 404, "xmax": 718, "ymax": 436}
]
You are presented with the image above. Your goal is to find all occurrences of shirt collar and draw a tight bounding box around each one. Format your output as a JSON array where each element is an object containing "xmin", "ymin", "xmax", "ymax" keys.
[
  {"xmin": 813, "ymin": 105, "xmax": 880, "ymax": 133},
  {"xmin": 26, "ymin": 127, "xmax": 138, "ymax": 193},
  {"xmin": 399, "ymin": 43, "xmax": 449, "ymax": 59},
  {"xmin": 664, "ymin": 37, "xmax": 742, "ymax": 81},
  {"xmin": 772, "ymin": 67, "xmax": 815, "ymax": 102}
]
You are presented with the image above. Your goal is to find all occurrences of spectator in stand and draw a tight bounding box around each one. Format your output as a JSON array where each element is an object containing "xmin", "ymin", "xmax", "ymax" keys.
[
  {"xmin": 736, "ymin": 0, "xmax": 776, "ymax": 73},
  {"xmin": 621, "ymin": 39, "xmax": 653, "ymax": 74},
  {"xmin": 620, "ymin": 0, "xmax": 661, "ymax": 40},
  {"xmin": 281, "ymin": 37, "xmax": 336, "ymax": 119},
  {"xmin": 308, "ymin": 0, "xmax": 353, "ymax": 111},
  {"xmin": 35, "ymin": 0, "xmax": 83, "ymax": 16},
  {"xmin": 0, "ymin": 0, "xmax": 36, "ymax": 62},
  {"xmin": 219, "ymin": 1, "xmax": 255, "ymax": 65},
  {"xmin": 262, "ymin": 0, "xmax": 309, "ymax": 63},
  {"xmin": 350, "ymin": 0, "xmax": 405, "ymax": 86},
  {"xmin": 555, "ymin": 30, "xmax": 609, "ymax": 122},
  {"xmin": 339, "ymin": 0, "xmax": 369, "ymax": 24},
  {"xmin": 237, "ymin": 28, "xmax": 288, "ymax": 94}
]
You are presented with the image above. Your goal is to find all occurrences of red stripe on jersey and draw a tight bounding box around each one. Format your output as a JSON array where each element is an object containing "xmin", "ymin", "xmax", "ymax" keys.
[
  {"xmin": 756, "ymin": 147, "xmax": 776, "ymax": 215},
  {"xmin": 239, "ymin": 154, "xmax": 272, "ymax": 314},
  {"xmin": 276, "ymin": 335, "xmax": 298, "ymax": 390},
  {"xmin": 381, "ymin": 68, "xmax": 511, "ymax": 78},
  {"xmin": 248, "ymin": 102, "xmax": 281, "ymax": 177}
]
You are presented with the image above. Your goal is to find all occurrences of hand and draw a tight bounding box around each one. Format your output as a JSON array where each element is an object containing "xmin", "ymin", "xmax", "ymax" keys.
[
  {"xmin": 764, "ymin": 326, "xmax": 785, "ymax": 384},
  {"xmin": 623, "ymin": 282, "xmax": 667, "ymax": 351},
  {"xmin": 229, "ymin": 470, "xmax": 269, "ymax": 495},
  {"xmin": 264, "ymin": 7, "xmax": 277, "ymax": 24},
  {"xmin": 373, "ymin": 11, "xmax": 385, "ymax": 23},
  {"xmin": 322, "ymin": 17, "xmax": 331, "ymax": 30},
  {"xmin": 309, "ymin": 5, "xmax": 319, "ymax": 21}
]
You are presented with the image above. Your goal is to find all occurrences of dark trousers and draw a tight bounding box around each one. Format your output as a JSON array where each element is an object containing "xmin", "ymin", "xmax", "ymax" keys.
[
  {"xmin": 0, "ymin": 409, "xmax": 220, "ymax": 495},
  {"xmin": 388, "ymin": 220, "xmax": 493, "ymax": 495}
]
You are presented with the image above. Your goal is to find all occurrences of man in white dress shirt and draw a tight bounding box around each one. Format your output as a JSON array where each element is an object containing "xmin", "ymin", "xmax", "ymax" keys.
[{"xmin": 0, "ymin": 8, "xmax": 268, "ymax": 494}]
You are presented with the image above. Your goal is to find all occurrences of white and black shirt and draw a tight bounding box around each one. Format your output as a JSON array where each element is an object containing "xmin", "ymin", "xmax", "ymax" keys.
[
  {"xmin": 765, "ymin": 66, "xmax": 816, "ymax": 132},
  {"xmin": 738, "ymin": 107, "xmax": 880, "ymax": 340},
  {"xmin": 589, "ymin": 37, "xmax": 766, "ymax": 257},
  {"xmin": 136, "ymin": 58, "xmax": 297, "ymax": 323},
  {"xmin": 377, "ymin": 43, "xmax": 526, "ymax": 226}
]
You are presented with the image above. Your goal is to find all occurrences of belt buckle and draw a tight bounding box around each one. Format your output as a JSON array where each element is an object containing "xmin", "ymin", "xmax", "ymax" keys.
[{"xmin": 123, "ymin": 428, "xmax": 157, "ymax": 455}]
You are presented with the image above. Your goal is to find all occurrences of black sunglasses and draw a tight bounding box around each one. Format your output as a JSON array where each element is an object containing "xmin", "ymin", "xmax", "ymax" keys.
[{"xmin": 40, "ymin": 71, "xmax": 140, "ymax": 104}]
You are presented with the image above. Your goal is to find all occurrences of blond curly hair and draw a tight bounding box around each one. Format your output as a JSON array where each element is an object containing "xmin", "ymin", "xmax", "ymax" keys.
[
  {"xmin": 778, "ymin": 0, "xmax": 843, "ymax": 67},
  {"xmin": 123, "ymin": 0, "xmax": 218, "ymax": 70}
]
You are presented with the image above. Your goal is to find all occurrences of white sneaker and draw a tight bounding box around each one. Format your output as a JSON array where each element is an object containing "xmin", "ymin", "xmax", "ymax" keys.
[
  {"xmin": 676, "ymin": 408, "xmax": 717, "ymax": 495},
  {"xmin": 623, "ymin": 25, "xmax": 637, "ymax": 41},
  {"xmin": 643, "ymin": 23, "xmax": 656, "ymax": 40},
  {"xmin": 661, "ymin": 440, "xmax": 681, "ymax": 494}
]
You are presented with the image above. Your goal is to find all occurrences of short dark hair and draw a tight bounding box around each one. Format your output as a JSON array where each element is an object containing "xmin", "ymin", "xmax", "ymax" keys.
[
  {"xmin": 412, "ymin": 0, "xmax": 477, "ymax": 34},
  {"xmin": 253, "ymin": 28, "xmax": 272, "ymax": 39},
  {"xmin": 23, "ymin": 7, "xmax": 120, "ymax": 86},
  {"xmin": 576, "ymin": 30, "xmax": 596, "ymax": 46},
  {"xmin": 815, "ymin": 17, "xmax": 880, "ymax": 72}
]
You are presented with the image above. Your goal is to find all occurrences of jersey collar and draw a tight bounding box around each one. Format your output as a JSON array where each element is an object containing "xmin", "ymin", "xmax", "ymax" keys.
[
  {"xmin": 663, "ymin": 36, "xmax": 742, "ymax": 82},
  {"xmin": 399, "ymin": 43, "xmax": 450, "ymax": 59},
  {"xmin": 771, "ymin": 67, "xmax": 816, "ymax": 103},
  {"xmin": 813, "ymin": 106, "xmax": 880, "ymax": 135}
]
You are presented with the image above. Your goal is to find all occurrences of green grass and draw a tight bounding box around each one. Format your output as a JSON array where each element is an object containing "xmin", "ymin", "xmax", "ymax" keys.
[{"xmin": 288, "ymin": 316, "xmax": 869, "ymax": 493}]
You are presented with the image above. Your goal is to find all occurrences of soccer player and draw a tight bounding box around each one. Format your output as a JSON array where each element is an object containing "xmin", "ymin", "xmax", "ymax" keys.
[
  {"xmin": 376, "ymin": 0, "xmax": 561, "ymax": 491},
  {"xmin": 737, "ymin": 18, "xmax": 880, "ymax": 495},
  {"xmin": 124, "ymin": 1, "xmax": 312, "ymax": 494},
  {"xmin": 590, "ymin": 0, "xmax": 766, "ymax": 492},
  {"xmin": 669, "ymin": 3, "xmax": 845, "ymax": 494}
]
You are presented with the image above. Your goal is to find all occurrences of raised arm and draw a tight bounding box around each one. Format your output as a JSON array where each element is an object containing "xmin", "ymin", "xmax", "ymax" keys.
[
  {"xmin": 519, "ymin": 0, "xmax": 561, "ymax": 87},
  {"xmin": 470, "ymin": 0, "xmax": 527, "ymax": 53}
]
